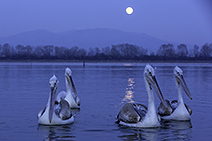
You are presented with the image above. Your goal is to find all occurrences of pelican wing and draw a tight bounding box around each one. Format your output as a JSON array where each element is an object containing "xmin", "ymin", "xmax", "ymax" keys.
[
  {"xmin": 58, "ymin": 99, "xmax": 72, "ymax": 120},
  {"xmin": 158, "ymin": 100, "xmax": 173, "ymax": 116},
  {"xmin": 134, "ymin": 103, "xmax": 147, "ymax": 118},
  {"xmin": 170, "ymin": 100, "xmax": 178, "ymax": 110},
  {"xmin": 117, "ymin": 103, "xmax": 147, "ymax": 123},
  {"xmin": 158, "ymin": 99, "xmax": 192, "ymax": 118}
]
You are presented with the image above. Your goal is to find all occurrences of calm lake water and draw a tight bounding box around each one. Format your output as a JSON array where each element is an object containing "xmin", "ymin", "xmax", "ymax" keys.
[{"xmin": 0, "ymin": 62, "xmax": 211, "ymax": 140}]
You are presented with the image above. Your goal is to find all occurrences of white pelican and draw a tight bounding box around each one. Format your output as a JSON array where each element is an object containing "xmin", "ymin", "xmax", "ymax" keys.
[
  {"xmin": 37, "ymin": 75, "xmax": 74, "ymax": 125},
  {"xmin": 117, "ymin": 64, "xmax": 168, "ymax": 128},
  {"xmin": 58, "ymin": 67, "xmax": 80, "ymax": 108},
  {"xmin": 158, "ymin": 66, "xmax": 192, "ymax": 121}
]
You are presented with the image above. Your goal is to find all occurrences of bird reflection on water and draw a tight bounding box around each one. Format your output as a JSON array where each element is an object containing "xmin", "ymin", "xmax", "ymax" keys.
[
  {"xmin": 37, "ymin": 124, "xmax": 75, "ymax": 141},
  {"xmin": 161, "ymin": 120, "xmax": 192, "ymax": 140},
  {"xmin": 117, "ymin": 120, "xmax": 192, "ymax": 140},
  {"xmin": 162, "ymin": 120, "xmax": 192, "ymax": 130},
  {"xmin": 117, "ymin": 129, "xmax": 158, "ymax": 140}
]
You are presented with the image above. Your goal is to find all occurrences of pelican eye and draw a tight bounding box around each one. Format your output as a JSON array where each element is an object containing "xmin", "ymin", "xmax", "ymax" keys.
[
  {"xmin": 177, "ymin": 71, "xmax": 182, "ymax": 76},
  {"xmin": 149, "ymin": 71, "xmax": 152, "ymax": 76}
]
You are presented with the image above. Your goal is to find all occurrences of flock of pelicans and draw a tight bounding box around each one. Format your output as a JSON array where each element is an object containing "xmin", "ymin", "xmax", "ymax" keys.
[{"xmin": 37, "ymin": 64, "xmax": 192, "ymax": 128}]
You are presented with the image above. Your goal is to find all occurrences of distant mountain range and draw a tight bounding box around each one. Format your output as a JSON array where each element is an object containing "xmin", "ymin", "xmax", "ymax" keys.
[{"xmin": 0, "ymin": 28, "xmax": 179, "ymax": 51}]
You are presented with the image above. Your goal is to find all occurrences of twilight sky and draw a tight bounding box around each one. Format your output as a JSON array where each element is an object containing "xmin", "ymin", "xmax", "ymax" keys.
[{"xmin": 0, "ymin": 0, "xmax": 211, "ymax": 45}]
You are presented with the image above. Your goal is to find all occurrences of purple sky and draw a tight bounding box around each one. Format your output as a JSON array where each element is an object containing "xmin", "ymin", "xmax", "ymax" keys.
[{"xmin": 0, "ymin": 0, "xmax": 211, "ymax": 45}]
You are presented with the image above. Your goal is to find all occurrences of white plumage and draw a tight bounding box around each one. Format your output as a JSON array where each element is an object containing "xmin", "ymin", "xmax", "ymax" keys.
[
  {"xmin": 37, "ymin": 75, "xmax": 74, "ymax": 125},
  {"xmin": 58, "ymin": 67, "xmax": 80, "ymax": 109},
  {"xmin": 117, "ymin": 64, "xmax": 167, "ymax": 128},
  {"xmin": 158, "ymin": 66, "xmax": 192, "ymax": 121}
]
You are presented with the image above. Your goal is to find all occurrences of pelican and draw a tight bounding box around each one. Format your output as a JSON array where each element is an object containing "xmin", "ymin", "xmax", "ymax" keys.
[
  {"xmin": 158, "ymin": 66, "xmax": 192, "ymax": 121},
  {"xmin": 117, "ymin": 64, "xmax": 167, "ymax": 128},
  {"xmin": 37, "ymin": 75, "xmax": 74, "ymax": 125},
  {"xmin": 58, "ymin": 67, "xmax": 80, "ymax": 108}
]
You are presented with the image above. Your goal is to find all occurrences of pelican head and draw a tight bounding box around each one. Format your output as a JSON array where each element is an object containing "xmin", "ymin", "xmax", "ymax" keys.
[
  {"xmin": 65, "ymin": 67, "xmax": 77, "ymax": 98},
  {"xmin": 144, "ymin": 64, "xmax": 168, "ymax": 109},
  {"xmin": 174, "ymin": 66, "xmax": 192, "ymax": 100},
  {"xmin": 65, "ymin": 67, "xmax": 72, "ymax": 77},
  {"xmin": 49, "ymin": 75, "xmax": 59, "ymax": 123}
]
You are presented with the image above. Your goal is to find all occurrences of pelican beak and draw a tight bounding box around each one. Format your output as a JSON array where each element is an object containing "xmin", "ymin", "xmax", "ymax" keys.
[
  {"xmin": 66, "ymin": 75, "xmax": 78, "ymax": 98},
  {"xmin": 176, "ymin": 75, "xmax": 192, "ymax": 100},
  {"xmin": 146, "ymin": 75, "xmax": 168, "ymax": 109},
  {"xmin": 49, "ymin": 87, "xmax": 56, "ymax": 123}
]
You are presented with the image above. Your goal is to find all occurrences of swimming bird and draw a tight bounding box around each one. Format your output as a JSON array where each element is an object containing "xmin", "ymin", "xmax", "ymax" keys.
[
  {"xmin": 57, "ymin": 67, "xmax": 80, "ymax": 108},
  {"xmin": 37, "ymin": 75, "xmax": 74, "ymax": 125},
  {"xmin": 117, "ymin": 64, "xmax": 167, "ymax": 128},
  {"xmin": 158, "ymin": 66, "xmax": 192, "ymax": 121}
]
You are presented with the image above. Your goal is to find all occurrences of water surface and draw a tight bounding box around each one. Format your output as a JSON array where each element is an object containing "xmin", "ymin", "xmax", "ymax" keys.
[{"xmin": 0, "ymin": 62, "xmax": 211, "ymax": 140}]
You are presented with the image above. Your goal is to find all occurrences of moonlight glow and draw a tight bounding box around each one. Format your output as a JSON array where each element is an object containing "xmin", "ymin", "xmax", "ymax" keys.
[{"xmin": 126, "ymin": 7, "xmax": 133, "ymax": 15}]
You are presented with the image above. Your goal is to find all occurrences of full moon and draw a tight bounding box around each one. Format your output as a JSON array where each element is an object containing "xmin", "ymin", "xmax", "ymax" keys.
[{"xmin": 126, "ymin": 7, "xmax": 133, "ymax": 15}]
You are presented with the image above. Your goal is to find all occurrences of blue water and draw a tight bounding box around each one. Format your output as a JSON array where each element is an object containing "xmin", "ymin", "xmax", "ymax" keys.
[{"xmin": 0, "ymin": 62, "xmax": 211, "ymax": 140}]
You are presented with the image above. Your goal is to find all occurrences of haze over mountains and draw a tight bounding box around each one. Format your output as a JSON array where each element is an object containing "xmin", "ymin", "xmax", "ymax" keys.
[{"xmin": 0, "ymin": 28, "xmax": 180, "ymax": 51}]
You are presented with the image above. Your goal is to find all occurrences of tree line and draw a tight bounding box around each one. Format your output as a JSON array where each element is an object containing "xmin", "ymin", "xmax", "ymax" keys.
[{"xmin": 0, "ymin": 43, "xmax": 211, "ymax": 61}]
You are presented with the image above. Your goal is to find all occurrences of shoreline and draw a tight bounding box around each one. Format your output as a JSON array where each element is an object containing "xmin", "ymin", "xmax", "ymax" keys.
[{"xmin": 0, "ymin": 59, "xmax": 212, "ymax": 64}]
